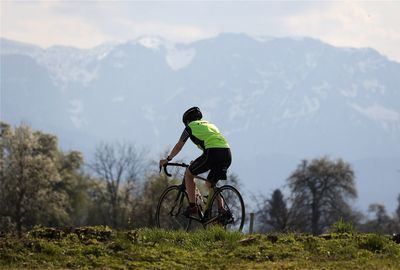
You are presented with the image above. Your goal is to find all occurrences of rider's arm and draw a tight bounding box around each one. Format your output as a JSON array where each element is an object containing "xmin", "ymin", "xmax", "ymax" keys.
[
  {"xmin": 167, "ymin": 139, "xmax": 185, "ymax": 160},
  {"xmin": 165, "ymin": 128, "xmax": 190, "ymax": 161}
]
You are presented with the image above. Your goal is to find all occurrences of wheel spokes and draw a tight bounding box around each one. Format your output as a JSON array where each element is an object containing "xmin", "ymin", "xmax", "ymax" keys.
[
  {"xmin": 157, "ymin": 187, "xmax": 190, "ymax": 230},
  {"xmin": 208, "ymin": 186, "xmax": 245, "ymax": 231}
]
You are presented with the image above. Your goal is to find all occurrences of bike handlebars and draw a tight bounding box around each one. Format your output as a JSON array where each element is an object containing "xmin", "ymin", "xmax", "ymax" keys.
[{"xmin": 162, "ymin": 162, "xmax": 189, "ymax": 177}]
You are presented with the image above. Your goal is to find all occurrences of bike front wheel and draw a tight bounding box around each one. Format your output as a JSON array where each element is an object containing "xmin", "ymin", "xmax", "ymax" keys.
[
  {"xmin": 156, "ymin": 185, "xmax": 191, "ymax": 231},
  {"xmin": 208, "ymin": 185, "xmax": 245, "ymax": 232}
]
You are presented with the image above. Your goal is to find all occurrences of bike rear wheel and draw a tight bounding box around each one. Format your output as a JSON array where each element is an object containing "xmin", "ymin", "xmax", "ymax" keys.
[
  {"xmin": 156, "ymin": 185, "xmax": 191, "ymax": 231},
  {"xmin": 207, "ymin": 185, "xmax": 245, "ymax": 232}
]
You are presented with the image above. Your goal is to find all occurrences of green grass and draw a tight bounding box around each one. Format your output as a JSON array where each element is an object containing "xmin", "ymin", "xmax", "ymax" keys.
[{"xmin": 1, "ymin": 226, "xmax": 399, "ymax": 269}]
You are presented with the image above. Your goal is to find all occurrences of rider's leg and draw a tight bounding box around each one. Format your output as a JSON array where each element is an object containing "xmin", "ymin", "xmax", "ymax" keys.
[
  {"xmin": 205, "ymin": 181, "xmax": 212, "ymax": 192},
  {"xmin": 205, "ymin": 181, "xmax": 224, "ymax": 209},
  {"xmin": 185, "ymin": 168, "xmax": 196, "ymax": 204}
]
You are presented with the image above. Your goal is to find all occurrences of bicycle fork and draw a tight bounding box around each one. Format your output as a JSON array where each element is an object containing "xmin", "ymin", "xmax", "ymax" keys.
[{"xmin": 169, "ymin": 188, "xmax": 186, "ymax": 217}]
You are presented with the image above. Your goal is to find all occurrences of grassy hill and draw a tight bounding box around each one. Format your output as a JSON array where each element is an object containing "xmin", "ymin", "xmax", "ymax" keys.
[{"xmin": 1, "ymin": 226, "xmax": 399, "ymax": 269}]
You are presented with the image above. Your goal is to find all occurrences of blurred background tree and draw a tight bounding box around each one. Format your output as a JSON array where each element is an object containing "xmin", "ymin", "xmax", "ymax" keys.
[
  {"xmin": 0, "ymin": 123, "xmax": 68, "ymax": 236},
  {"xmin": 287, "ymin": 157, "xmax": 357, "ymax": 235},
  {"xmin": 89, "ymin": 142, "xmax": 145, "ymax": 228},
  {"xmin": 255, "ymin": 189, "xmax": 290, "ymax": 233}
]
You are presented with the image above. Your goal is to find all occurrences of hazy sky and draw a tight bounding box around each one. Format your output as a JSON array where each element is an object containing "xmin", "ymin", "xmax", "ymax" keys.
[{"xmin": 1, "ymin": 1, "xmax": 400, "ymax": 62}]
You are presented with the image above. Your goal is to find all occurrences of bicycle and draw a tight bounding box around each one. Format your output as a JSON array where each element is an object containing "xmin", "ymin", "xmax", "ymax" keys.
[{"xmin": 156, "ymin": 162, "xmax": 245, "ymax": 232}]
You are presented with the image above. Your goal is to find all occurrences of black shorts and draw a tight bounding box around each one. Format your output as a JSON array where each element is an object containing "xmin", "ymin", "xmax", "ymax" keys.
[{"xmin": 188, "ymin": 148, "xmax": 232, "ymax": 183}]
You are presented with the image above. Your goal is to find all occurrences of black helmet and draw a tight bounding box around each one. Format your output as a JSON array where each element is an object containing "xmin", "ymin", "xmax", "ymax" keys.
[{"xmin": 182, "ymin": 107, "xmax": 202, "ymax": 125}]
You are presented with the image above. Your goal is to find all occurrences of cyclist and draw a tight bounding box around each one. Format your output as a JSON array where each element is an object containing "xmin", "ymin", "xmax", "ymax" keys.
[{"xmin": 159, "ymin": 107, "xmax": 232, "ymax": 217}]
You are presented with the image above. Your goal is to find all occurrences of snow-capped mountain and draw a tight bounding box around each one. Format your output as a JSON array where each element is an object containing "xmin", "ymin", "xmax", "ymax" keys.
[{"xmin": 1, "ymin": 34, "xmax": 399, "ymax": 213}]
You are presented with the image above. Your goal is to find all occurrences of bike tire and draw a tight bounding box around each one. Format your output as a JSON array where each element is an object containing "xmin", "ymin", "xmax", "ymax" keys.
[
  {"xmin": 156, "ymin": 185, "xmax": 191, "ymax": 231},
  {"xmin": 208, "ymin": 185, "xmax": 245, "ymax": 232}
]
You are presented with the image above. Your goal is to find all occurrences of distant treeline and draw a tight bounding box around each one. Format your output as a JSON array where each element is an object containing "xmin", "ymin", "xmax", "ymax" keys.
[{"xmin": 1, "ymin": 122, "xmax": 399, "ymax": 236}]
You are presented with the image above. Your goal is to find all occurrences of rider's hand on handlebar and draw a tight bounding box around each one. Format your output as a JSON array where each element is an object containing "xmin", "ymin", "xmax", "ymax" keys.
[{"xmin": 159, "ymin": 159, "xmax": 168, "ymax": 172}]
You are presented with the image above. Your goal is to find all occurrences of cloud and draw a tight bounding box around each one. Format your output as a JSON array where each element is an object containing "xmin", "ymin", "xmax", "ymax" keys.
[
  {"xmin": 1, "ymin": 1, "xmax": 216, "ymax": 47},
  {"xmin": 1, "ymin": 1, "xmax": 106, "ymax": 48},
  {"xmin": 1, "ymin": 1, "xmax": 399, "ymax": 61},
  {"xmin": 110, "ymin": 18, "xmax": 216, "ymax": 43},
  {"xmin": 282, "ymin": 1, "xmax": 400, "ymax": 61}
]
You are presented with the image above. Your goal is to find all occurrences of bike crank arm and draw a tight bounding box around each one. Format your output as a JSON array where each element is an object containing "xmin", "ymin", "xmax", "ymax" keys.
[
  {"xmin": 186, "ymin": 216, "xmax": 202, "ymax": 223},
  {"xmin": 203, "ymin": 216, "xmax": 220, "ymax": 225}
]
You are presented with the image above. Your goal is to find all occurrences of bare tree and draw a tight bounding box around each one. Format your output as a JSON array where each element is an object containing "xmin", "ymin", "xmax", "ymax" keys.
[
  {"xmin": 288, "ymin": 157, "xmax": 357, "ymax": 235},
  {"xmin": 90, "ymin": 142, "xmax": 144, "ymax": 227}
]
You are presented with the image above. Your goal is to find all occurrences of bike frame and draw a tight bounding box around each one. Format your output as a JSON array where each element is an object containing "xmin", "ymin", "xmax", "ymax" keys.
[{"xmin": 162, "ymin": 163, "xmax": 226, "ymax": 226}]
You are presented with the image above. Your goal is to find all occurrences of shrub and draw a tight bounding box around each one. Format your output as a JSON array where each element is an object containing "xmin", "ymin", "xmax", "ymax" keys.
[
  {"xmin": 330, "ymin": 218, "xmax": 355, "ymax": 234},
  {"xmin": 359, "ymin": 234, "xmax": 386, "ymax": 252}
]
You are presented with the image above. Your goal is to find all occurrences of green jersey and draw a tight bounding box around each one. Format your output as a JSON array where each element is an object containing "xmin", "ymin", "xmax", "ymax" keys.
[{"xmin": 180, "ymin": 120, "xmax": 230, "ymax": 150}]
